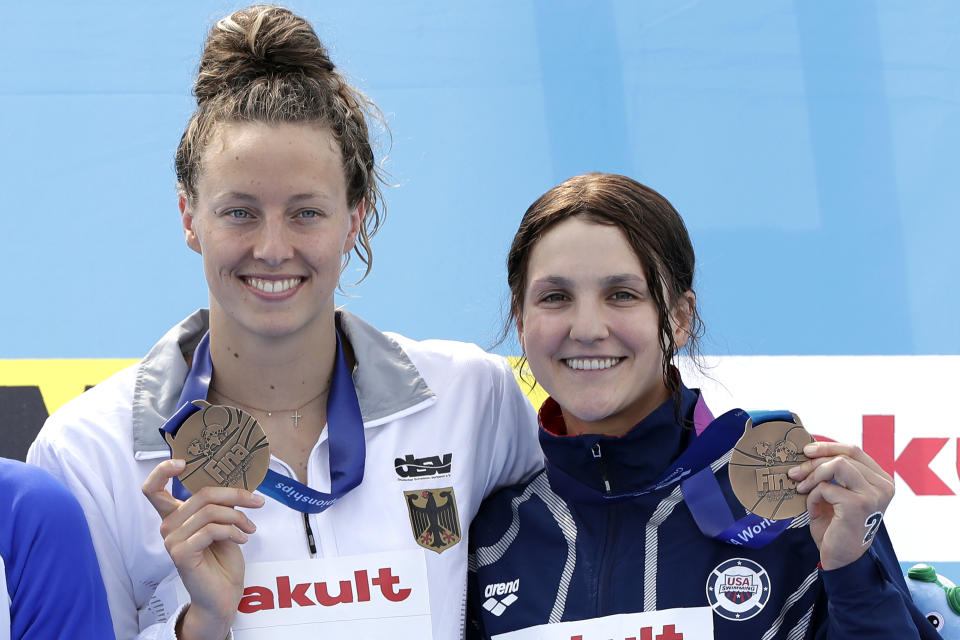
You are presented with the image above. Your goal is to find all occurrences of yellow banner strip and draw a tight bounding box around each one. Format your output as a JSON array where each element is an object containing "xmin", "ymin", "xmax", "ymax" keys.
[
  {"xmin": 2, "ymin": 357, "xmax": 546, "ymax": 416},
  {"xmin": 0, "ymin": 359, "xmax": 138, "ymax": 415}
]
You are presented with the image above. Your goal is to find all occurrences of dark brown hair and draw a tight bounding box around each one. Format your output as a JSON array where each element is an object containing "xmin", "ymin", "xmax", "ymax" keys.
[
  {"xmin": 506, "ymin": 173, "xmax": 702, "ymax": 405},
  {"xmin": 175, "ymin": 5, "xmax": 386, "ymax": 281}
]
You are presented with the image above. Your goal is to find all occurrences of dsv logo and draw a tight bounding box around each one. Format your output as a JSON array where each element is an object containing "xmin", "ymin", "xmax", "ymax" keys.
[{"xmin": 395, "ymin": 453, "xmax": 452, "ymax": 478}]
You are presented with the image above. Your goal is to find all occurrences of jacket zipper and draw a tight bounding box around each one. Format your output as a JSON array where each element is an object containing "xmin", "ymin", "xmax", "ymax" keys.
[
  {"xmin": 598, "ymin": 504, "xmax": 621, "ymax": 615},
  {"xmin": 592, "ymin": 442, "xmax": 612, "ymax": 493},
  {"xmin": 593, "ymin": 442, "xmax": 619, "ymax": 615},
  {"xmin": 303, "ymin": 512, "xmax": 317, "ymax": 556}
]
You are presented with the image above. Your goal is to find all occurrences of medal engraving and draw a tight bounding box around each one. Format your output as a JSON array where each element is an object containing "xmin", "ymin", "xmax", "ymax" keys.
[
  {"xmin": 728, "ymin": 417, "xmax": 814, "ymax": 520},
  {"xmin": 164, "ymin": 400, "xmax": 271, "ymax": 493}
]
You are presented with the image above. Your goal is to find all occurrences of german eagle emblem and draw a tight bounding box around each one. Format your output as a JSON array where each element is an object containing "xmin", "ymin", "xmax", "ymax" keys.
[{"xmin": 404, "ymin": 488, "xmax": 461, "ymax": 553}]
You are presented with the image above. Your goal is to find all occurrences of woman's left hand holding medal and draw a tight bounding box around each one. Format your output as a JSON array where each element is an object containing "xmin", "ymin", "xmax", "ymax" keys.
[
  {"xmin": 787, "ymin": 442, "xmax": 894, "ymax": 570},
  {"xmin": 142, "ymin": 458, "xmax": 265, "ymax": 640}
]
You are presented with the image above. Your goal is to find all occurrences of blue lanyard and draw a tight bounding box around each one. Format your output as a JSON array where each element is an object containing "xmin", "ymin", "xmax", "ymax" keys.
[
  {"xmin": 159, "ymin": 332, "xmax": 366, "ymax": 514},
  {"xmin": 546, "ymin": 400, "xmax": 795, "ymax": 549}
]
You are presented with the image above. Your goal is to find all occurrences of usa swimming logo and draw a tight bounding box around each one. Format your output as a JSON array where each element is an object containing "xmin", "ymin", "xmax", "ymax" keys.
[{"xmin": 705, "ymin": 558, "xmax": 770, "ymax": 621}]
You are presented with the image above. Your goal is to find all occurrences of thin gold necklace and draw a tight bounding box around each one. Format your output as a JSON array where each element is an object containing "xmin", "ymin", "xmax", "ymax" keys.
[{"xmin": 209, "ymin": 384, "xmax": 329, "ymax": 429}]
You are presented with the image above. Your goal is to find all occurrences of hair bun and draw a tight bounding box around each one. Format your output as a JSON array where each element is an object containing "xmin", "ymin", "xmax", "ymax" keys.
[{"xmin": 194, "ymin": 4, "xmax": 334, "ymax": 103}]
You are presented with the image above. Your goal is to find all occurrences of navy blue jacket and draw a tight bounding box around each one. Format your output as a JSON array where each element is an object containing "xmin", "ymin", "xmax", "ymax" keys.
[{"xmin": 468, "ymin": 388, "xmax": 937, "ymax": 639}]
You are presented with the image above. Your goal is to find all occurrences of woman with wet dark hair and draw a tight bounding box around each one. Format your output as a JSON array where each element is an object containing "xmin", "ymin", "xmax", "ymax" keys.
[{"xmin": 468, "ymin": 173, "xmax": 936, "ymax": 639}]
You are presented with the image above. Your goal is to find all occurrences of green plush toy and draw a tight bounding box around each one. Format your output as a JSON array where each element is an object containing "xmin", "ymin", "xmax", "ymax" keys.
[{"xmin": 907, "ymin": 564, "xmax": 960, "ymax": 638}]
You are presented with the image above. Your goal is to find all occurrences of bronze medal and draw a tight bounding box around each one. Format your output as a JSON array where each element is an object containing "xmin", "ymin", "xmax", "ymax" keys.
[
  {"xmin": 163, "ymin": 400, "xmax": 271, "ymax": 493},
  {"xmin": 728, "ymin": 415, "xmax": 814, "ymax": 520}
]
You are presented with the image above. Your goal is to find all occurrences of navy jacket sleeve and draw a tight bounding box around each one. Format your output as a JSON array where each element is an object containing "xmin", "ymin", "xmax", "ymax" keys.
[
  {"xmin": 0, "ymin": 458, "xmax": 114, "ymax": 640},
  {"xmin": 815, "ymin": 525, "xmax": 939, "ymax": 639}
]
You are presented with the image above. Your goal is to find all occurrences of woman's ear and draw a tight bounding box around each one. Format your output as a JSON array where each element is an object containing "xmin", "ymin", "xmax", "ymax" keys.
[
  {"xmin": 344, "ymin": 200, "xmax": 364, "ymax": 255},
  {"xmin": 671, "ymin": 290, "xmax": 696, "ymax": 349},
  {"xmin": 179, "ymin": 193, "xmax": 202, "ymax": 254},
  {"xmin": 516, "ymin": 315, "xmax": 525, "ymax": 353}
]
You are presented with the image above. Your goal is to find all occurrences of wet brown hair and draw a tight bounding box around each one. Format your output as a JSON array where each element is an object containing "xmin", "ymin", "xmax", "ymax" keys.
[
  {"xmin": 175, "ymin": 5, "xmax": 386, "ymax": 281},
  {"xmin": 505, "ymin": 173, "xmax": 702, "ymax": 406}
]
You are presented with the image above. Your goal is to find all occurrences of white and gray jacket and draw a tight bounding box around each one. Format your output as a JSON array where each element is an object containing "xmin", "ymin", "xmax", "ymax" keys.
[{"xmin": 28, "ymin": 309, "xmax": 542, "ymax": 640}]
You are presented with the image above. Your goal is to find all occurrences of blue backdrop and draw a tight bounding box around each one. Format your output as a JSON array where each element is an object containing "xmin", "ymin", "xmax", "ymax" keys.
[{"xmin": 2, "ymin": 1, "xmax": 959, "ymax": 358}]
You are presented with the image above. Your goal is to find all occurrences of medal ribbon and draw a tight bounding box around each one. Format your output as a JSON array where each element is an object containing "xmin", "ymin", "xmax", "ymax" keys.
[
  {"xmin": 545, "ymin": 397, "xmax": 796, "ymax": 548},
  {"xmin": 159, "ymin": 332, "xmax": 366, "ymax": 514},
  {"xmin": 681, "ymin": 407, "xmax": 797, "ymax": 548}
]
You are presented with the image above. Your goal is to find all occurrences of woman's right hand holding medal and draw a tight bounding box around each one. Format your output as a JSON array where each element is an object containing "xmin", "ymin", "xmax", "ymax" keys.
[{"xmin": 142, "ymin": 458, "xmax": 265, "ymax": 640}]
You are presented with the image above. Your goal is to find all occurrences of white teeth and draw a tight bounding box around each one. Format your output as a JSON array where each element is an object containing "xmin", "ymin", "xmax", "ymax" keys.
[
  {"xmin": 565, "ymin": 357, "xmax": 622, "ymax": 371},
  {"xmin": 245, "ymin": 277, "xmax": 302, "ymax": 293}
]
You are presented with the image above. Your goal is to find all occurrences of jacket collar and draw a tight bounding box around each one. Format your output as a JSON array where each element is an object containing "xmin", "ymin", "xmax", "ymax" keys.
[
  {"xmin": 132, "ymin": 309, "xmax": 435, "ymax": 454},
  {"xmin": 538, "ymin": 385, "xmax": 700, "ymax": 498}
]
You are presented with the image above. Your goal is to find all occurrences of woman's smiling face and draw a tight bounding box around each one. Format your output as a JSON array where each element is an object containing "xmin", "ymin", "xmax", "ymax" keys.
[
  {"xmin": 519, "ymin": 217, "xmax": 689, "ymax": 436},
  {"xmin": 180, "ymin": 121, "xmax": 361, "ymax": 341}
]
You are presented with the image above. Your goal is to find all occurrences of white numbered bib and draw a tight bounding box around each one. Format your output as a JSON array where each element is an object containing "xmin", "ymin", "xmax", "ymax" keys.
[{"xmin": 492, "ymin": 607, "xmax": 714, "ymax": 640}]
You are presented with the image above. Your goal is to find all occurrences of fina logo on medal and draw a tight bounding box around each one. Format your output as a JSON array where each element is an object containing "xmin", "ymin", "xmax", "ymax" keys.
[
  {"xmin": 164, "ymin": 400, "xmax": 270, "ymax": 493},
  {"xmin": 728, "ymin": 418, "xmax": 814, "ymax": 520},
  {"xmin": 403, "ymin": 488, "xmax": 461, "ymax": 553},
  {"xmin": 705, "ymin": 558, "xmax": 770, "ymax": 621}
]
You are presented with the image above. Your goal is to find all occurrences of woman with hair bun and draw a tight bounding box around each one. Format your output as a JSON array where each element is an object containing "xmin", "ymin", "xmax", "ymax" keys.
[
  {"xmin": 468, "ymin": 173, "xmax": 937, "ymax": 639},
  {"xmin": 28, "ymin": 6, "xmax": 540, "ymax": 639}
]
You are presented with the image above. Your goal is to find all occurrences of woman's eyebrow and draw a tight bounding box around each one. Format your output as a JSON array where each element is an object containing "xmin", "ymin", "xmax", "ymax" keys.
[
  {"xmin": 211, "ymin": 191, "xmax": 331, "ymax": 205},
  {"xmin": 530, "ymin": 275, "xmax": 573, "ymax": 288},
  {"xmin": 215, "ymin": 191, "xmax": 259, "ymax": 203},
  {"xmin": 602, "ymin": 273, "xmax": 646, "ymax": 286},
  {"xmin": 530, "ymin": 274, "xmax": 647, "ymax": 288},
  {"xmin": 287, "ymin": 192, "xmax": 330, "ymax": 205}
]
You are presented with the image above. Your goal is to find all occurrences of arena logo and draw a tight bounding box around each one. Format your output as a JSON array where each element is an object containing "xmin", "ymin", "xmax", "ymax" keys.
[
  {"xmin": 237, "ymin": 568, "xmax": 411, "ymax": 613},
  {"xmin": 483, "ymin": 578, "xmax": 520, "ymax": 616}
]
